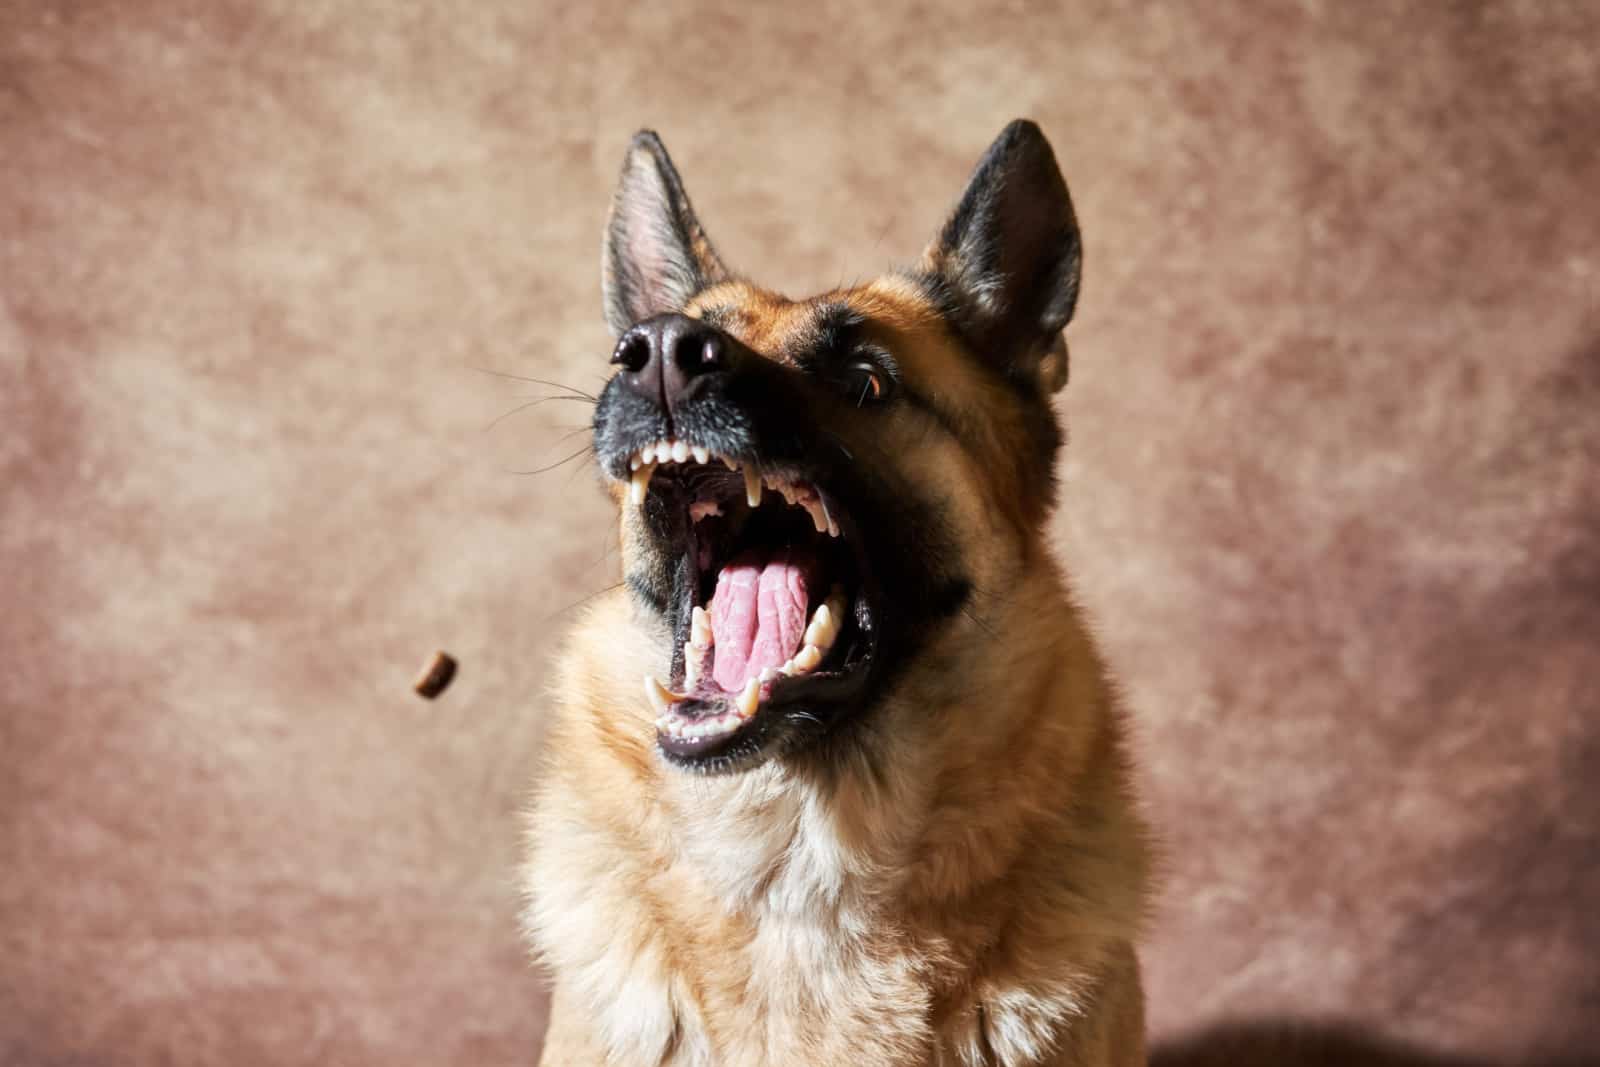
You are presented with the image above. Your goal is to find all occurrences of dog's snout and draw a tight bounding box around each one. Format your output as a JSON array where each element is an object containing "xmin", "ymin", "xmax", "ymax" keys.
[{"xmin": 612, "ymin": 313, "xmax": 734, "ymax": 415}]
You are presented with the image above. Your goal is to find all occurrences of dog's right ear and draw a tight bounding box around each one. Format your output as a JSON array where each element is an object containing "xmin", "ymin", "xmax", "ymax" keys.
[
  {"xmin": 923, "ymin": 120, "xmax": 1081, "ymax": 394},
  {"xmin": 601, "ymin": 131, "xmax": 729, "ymax": 337}
]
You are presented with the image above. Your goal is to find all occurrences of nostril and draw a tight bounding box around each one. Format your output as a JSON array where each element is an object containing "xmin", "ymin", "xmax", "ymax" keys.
[
  {"xmin": 698, "ymin": 335, "xmax": 723, "ymax": 369},
  {"xmin": 673, "ymin": 332, "xmax": 722, "ymax": 374},
  {"xmin": 612, "ymin": 334, "xmax": 651, "ymax": 373}
]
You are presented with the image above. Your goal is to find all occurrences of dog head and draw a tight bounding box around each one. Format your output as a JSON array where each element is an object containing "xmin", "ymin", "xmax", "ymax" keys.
[{"xmin": 591, "ymin": 120, "xmax": 1082, "ymax": 773}]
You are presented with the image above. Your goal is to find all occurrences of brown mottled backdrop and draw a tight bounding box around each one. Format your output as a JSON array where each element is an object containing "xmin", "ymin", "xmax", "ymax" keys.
[{"xmin": 3, "ymin": 2, "xmax": 1596, "ymax": 1064}]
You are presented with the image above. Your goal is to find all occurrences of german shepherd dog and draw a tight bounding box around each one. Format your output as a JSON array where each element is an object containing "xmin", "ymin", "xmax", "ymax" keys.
[{"xmin": 523, "ymin": 120, "xmax": 1153, "ymax": 1066}]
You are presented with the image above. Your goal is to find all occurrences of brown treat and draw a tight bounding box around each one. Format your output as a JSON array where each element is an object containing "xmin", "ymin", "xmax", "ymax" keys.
[{"xmin": 412, "ymin": 651, "xmax": 457, "ymax": 699}]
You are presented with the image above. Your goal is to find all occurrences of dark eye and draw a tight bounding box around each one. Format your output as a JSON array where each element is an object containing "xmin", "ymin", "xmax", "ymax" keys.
[{"xmin": 839, "ymin": 361, "xmax": 892, "ymax": 406}]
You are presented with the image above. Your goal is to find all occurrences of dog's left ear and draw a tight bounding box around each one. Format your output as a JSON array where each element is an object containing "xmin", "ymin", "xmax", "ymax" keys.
[
  {"xmin": 923, "ymin": 120, "xmax": 1081, "ymax": 394},
  {"xmin": 602, "ymin": 131, "xmax": 730, "ymax": 337}
]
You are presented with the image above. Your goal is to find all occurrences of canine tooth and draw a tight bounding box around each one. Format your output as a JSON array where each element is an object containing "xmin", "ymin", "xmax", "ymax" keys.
[
  {"xmin": 793, "ymin": 644, "xmax": 823, "ymax": 672},
  {"xmin": 803, "ymin": 604, "xmax": 834, "ymax": 649},
  {"xmin": 692, "ymin": 445, "xmax": 709, "ymax": 465},
  {"xmin": 803, "ymin": 499, "xmax": 828, "ymax": 534},
  {"xmin": 824, "ymin": 587, "xmax": 848, "ymax": 633},
  {"xmin": 736, "ymin": 678, "xmax": 760, "ymax": 718},
  {"xmin": 822, "ymin": 498, "xmax": 839, "ymax": 538},
  {"xmin": 744, "ymin": 465, "xmax": 762, "ymax": 507},
  {"xmin": 644, "ymin": 674, "xmax": 682, "ymax": 714},
  {"xmin": 629, "ymin": 462, "xmax": 656, "ymax": 506},
  {"xmin": 690, "ymin": 605, "xmax": 712, "ymax": 648},
  {"xmin": 671, "ymin": 440, "xmax": 690, "ymax": 463}
]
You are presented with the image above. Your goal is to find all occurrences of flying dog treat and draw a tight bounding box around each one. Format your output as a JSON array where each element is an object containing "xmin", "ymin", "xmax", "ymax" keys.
[{"xmin": 413, "ymin": 651, "xmax": 457, "ymax": 699}]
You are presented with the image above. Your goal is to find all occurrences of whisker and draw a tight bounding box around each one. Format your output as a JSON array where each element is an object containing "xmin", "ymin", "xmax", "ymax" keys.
[
  {"xmin": 564, "ymin": 451, "xmax": 598, "ymax": 488},
  {"xmin": 485, "ymin": 395, "xmax": 597, "ymax": 433},
  {"xmin": 819, "ymin": 430, "xmax": 856, "ymax": 463},
  {"xmin": 588, "ymin": 532, "xmax": 619, "ymax": 574},
  {"xmin": 552, "ymin": 425, "xmax": 592, "ymax": 446},
  {"xmin": 962, "ymin": 603, "xmax": 1001, "ymax": 641},
  {"xmin": 546, "ymin": 580, "xmax": 624, "ymax": 621},
  {"xmin": 965, "ymin": 581, "xmax": 1001, "ymax": 602},
  {"xmin": 512, "ymin": 391, "xmax": 598, "ymax": 404},
  {"xmin": 508, "ymin": 446, "xmax": 594, "ymax": 476},
  {"xmin": 470, "ymin": 366, "xmax": 600, "ymax": 401}
]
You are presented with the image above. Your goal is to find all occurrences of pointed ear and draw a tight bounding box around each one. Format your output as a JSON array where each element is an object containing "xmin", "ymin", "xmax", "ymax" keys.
[
  {"xmin": 601, "ymin": 131, "xmax": 729, "ymax": 337},
  {"xmin": 922, "ymin": 120, "xmax": 1082, "ymax": 392}
]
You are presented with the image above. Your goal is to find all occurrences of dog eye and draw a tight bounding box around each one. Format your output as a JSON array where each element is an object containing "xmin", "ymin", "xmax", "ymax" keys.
[{"xmin": 839, "ymin": 361, "xmax": 892, "ymax": 406}]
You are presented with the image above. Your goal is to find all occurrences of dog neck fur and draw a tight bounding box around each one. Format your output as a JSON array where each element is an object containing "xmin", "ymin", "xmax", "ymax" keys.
[{"xmin": 524, "ymin": 557, "xmax": 1149, "ymax": 1066}]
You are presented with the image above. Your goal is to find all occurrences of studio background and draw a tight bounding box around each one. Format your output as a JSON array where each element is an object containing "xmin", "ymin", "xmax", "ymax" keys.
[{"xmin": 4, "ymin": 2, "xmax": 1596, "ymax": 1064}]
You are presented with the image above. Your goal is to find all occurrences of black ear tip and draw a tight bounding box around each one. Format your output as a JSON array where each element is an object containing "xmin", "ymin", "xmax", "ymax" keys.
[
  {"xmin": 992, "ymin": 119, "xmax": 1055, "ymax": 163},
  {"xmin": 620, "ymin": 130, "xmax": 684, "ymax": 193},
  {"xmin": 999, "ymin": 118, "xmax": 1045, "ymax": 142},
  {"xmin": 627, "ymin": 129, "xmax": 668, "ymax": 158}
]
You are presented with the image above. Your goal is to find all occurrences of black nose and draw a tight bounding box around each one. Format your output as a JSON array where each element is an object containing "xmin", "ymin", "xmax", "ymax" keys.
[{"xmin": 611, "ymin": 313, "xmax": 735, "ymax": 415}]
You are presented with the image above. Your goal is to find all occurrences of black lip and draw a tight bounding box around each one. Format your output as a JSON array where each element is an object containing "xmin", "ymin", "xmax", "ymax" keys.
[{"xmin": 655, "ymin": 664, "xmax": 876, "ymax": 767}]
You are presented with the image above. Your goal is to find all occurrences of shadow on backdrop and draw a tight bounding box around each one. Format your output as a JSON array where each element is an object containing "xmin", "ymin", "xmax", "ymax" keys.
[{"xmin": 1151, "ymin": 1021, "xmax": 1589, "ymax": 1067}]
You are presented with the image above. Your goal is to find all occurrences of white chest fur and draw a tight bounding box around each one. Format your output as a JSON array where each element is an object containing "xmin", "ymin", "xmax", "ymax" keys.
[{"xmin": 525, "ymin": 758, "xmax": 1105, "ymax": 1067}]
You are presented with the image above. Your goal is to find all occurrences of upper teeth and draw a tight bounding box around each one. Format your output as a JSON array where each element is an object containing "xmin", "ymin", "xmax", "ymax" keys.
[{"xmin": 626, "ymin": 439, "xmax": 841, "ymax": 538}]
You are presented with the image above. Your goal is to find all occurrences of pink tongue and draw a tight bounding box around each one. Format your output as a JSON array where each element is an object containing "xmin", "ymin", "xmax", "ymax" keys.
[{"xmin": 709, "ymin": 547, "xmax": 817, "ymax": 692}]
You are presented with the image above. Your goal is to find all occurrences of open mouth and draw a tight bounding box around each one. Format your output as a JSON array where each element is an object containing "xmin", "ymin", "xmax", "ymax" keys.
[{"xmin": 626, "ymin": 437, "xmax": 876, "ymax": 764}]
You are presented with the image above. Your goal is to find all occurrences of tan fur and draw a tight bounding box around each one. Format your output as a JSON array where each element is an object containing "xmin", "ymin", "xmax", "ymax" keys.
[{"xmin": 523, "ymin": 279, "xmax": 1153, "ymax": 1066}]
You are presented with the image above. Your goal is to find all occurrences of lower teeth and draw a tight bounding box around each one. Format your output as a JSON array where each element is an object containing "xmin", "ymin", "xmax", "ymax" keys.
[
  {"xmin": 650, "ymin": 585, "xmax": 848, "ymax": 745},
  {"xmin": 656, "ymin": 711, "xmax": 744, "ymax": 742}
]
